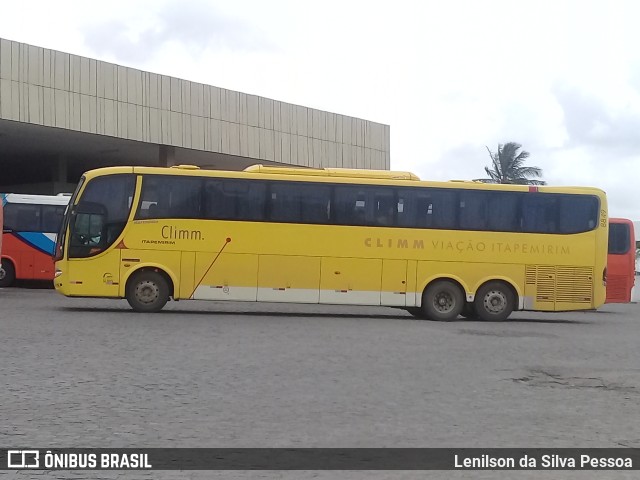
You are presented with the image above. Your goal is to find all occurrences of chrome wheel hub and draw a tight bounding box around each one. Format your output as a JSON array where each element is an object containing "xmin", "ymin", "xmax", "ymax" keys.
[
  {"xmin": 483, "ymin": 290, "xmax": 507, "ymax": 314},
  {"xmin": 433, "ymin": 291, "xmax": 454, "ymax": 313},
  {"xmin": 135, "ymin": 280, "xmax": 159, "ymax": 305}
]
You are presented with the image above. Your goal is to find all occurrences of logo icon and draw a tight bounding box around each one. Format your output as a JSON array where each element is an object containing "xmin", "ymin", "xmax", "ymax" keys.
[{"xmin": 7, "ymin": 450, "xmax": 39, "ymax": 468}]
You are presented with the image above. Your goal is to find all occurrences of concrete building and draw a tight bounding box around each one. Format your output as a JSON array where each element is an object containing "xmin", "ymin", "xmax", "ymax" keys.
[{"xmin": 0, "ymin": 37, "xmax": 390, "ymax": 194}]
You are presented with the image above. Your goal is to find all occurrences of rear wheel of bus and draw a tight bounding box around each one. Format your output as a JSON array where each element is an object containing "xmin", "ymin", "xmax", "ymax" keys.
[
  {"xmin": 126, "ymin": 270, "xmax": 170, "ymax": 313},
  {"xmin": 0, "ymin": 259, "xmax": 15, "ymax": 287},
  {"xmin": 422, "ymin": 280, "xmax": 464, "ymax": 321},
  {"xmin": 474, "ymin": 281, "xmax": 515, "ymax": 321}
]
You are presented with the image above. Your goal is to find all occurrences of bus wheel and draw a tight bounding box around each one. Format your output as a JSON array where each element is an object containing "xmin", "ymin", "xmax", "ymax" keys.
[
  {"xmin": 474, "ymin": 281, "xmax": 515, "ymax": 321},
  {"xmin": 422, "ymin": 280, "xmax": 464, "ymax": 321},
  {"xmin": 0, "ymin": 259, "xmax": 15, "ymax": 288},
  {"xmin": 126, "ymin": 270, "xmax": 169, "ymax": 313}
]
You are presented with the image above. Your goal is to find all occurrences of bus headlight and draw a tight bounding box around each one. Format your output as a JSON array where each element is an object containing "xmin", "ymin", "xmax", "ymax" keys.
[{"xmin": 54, "ymin": 269, "xmax": 63, "ymax": 278}]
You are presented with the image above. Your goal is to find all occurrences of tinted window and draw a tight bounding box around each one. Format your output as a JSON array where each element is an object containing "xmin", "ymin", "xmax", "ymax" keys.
[
  {"xmin": 521, "ymin": 193, "xmax": 599, "ymax": 234},
  {"xmin": 522, "ymin": 195, "xmax": 558, "ymax": 233},
  {"xmin": 137, "ymin": 176, "xmax": 202, "ymax": 219},
  {"xmin": 3, "ymin": 204, "xmax": 40, "ymax": 231},
  {"xmin": 372, "ymin": 189, "xmax": 396, "ymax": 226},
  {"xmin": 203, "ymin": 179, "xmax": 266, "ymax": 221},
  {"xmin": 70, "ymin": 174, "xmax": 136, "ymax": 258},
  {"xmin": 459, "ymin": 191, "xmax": 488, "ymax": 230},
  {"xmin": 42, "ymin": 205, "xmax": 66, "ymax": 232},
  {"xmin": 115, "ymin": 174, "xmax": 604, "ymax": 236},
  {"xmin": 486, "ymin": 192, "xmax": 521, "ymax": 232},
  {"xmin": 558, "ymin": 195, "xmax": 599, "ymax": 234},
  {"xmin": 269, "ymin": 182, "xmax": 331, "ymax": 224},
  {"xmin": 331, "ymin": 186, "xmax": 396, "ymax": 226},
  {"xmin": 334, "ymin": 186, "xmax": 370, "ymax": 225},
  {"xmin": 81, "ymin": 175, "xmax": 136, "ymax": 226},
  {"xmin": 609, "ymin": 223, "xmax": 631, "ymax": 255},
  {"xmin": 398, "ymin": 188, "xmax": 457, "ymax": 229}
]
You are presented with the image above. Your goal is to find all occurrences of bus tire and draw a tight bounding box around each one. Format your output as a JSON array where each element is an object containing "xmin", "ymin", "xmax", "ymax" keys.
[
  {"xmin": 460, "ymin": 302, "xmax": 478, "ymax": 319},
  {"xmin": 422, "ymin": 280, "xmax": 464, "ymax": 321},
  {"xmin": 0, "ymin": 259, "xmax": 15, "ymax": 288},
  {"xmin": 126, "ymin": 270, "xmax": 169, "ymax": 313},
  {"xmin": 474, "ymin": 281, "xmax": 515, "ymax": 321}
]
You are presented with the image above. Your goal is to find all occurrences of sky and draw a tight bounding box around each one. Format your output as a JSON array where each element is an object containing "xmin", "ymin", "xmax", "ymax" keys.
[{"xmin": 1, "ymin": 0, "xmax": 640, "ymax": 219}]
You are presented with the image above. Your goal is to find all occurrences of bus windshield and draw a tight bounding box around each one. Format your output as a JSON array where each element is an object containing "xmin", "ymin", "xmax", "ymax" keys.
[{"xmin": 606, "ymin": 218, "xmax": 636, "ymax": 303}]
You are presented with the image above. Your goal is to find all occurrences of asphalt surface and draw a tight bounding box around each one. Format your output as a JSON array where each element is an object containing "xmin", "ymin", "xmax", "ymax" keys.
[{"xmin": 1, "ymin": 286, "xmax": 639, "ymax": 479}]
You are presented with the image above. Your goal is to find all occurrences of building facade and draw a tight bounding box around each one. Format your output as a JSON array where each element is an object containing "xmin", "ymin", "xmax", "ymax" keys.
[{"xmin": 0, "ymin": 37, "xmax": 390, "ymax": 194}]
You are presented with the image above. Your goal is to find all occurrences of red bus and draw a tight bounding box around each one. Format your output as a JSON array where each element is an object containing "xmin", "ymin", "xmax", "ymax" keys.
[
  {"xmin": 0, "ymin": 199, "xmax": 3, "ymax": 261},
  {"xmin": 606, "ymin": 218, "xmax": 636, "ymax": 303},
  {"xmin": 1, "ymin": 193, "xmax": 70, "ymax": 287}
]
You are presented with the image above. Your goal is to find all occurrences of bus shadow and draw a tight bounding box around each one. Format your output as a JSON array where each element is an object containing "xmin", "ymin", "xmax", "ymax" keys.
[
  {"xmin": 480, "ymin": 318, "xmax": 589, "ymax": 325},
  {"xmin": 59, "ymin": 306, "xmax": 590, "ymax": 323},
  {"xmin": 59, "ymin": 306, "xmax": 407, "ymax": 321},
  {"xmin": 12, "ymin": 280, "xmax": 54, "ymax": 289}
]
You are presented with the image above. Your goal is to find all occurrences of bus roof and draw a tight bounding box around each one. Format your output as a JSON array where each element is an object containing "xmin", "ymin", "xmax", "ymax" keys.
[
  {"xmin": 243, "ymin": 164, "xmax": 420, "ymax": 180},
  {"xmin": 2, "ymin": 193, "xmax": 71, "ymax": 206},
  {"xmin": 76, "ymin": 165, "xmax": 607, "ymax": 198},
  {"xmin": 609, "ymin": 218, "xmax": 634, "ymax": 225}
]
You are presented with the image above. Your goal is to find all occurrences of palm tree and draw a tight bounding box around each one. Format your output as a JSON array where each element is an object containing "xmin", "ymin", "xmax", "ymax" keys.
[{"xmin": 482, "ymin": 142, "xmax": 546, "ymax": 185}]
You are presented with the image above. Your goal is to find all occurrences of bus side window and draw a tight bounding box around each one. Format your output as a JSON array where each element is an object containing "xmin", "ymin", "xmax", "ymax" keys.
[
  {"xmin": 396, "ymin": 189, "xmax": 417, "ymax": 228},
  {"xmin": 203, "ymin": 180, "xmax": 229, "ymax": 219},
  {"xmin": 487, "ymin": 192, "xmax": 520, "ymax": 232},
  {"xmin": 301, "ymin": 184, "xmax": 331, "ymax": 224},
  {"xmin": 146, "ymin": 203, "xmax": 158, "ymax": 217},
  {"xmin": 42, "ymin": 205, "xmax": 65, "ymax": 233},
  {"xmin": 558, "ymin": 195, "xmax": 599, "ymax": 234},
  {"xmin": 522, "ymin": 195, "xmax": 557, "ymax": 233},
  {"xmin": 353, "ymin": 198, "xmax": 367, "ymax": 225},
  {"xmin": 374, "ymin": 191, "xmax": 395, "ymax": 226},
  {"xmin": 204, "ymin": 179, "xmax": 266, "ymax": 221},
  {"xmin": 459, "ymin": 191, "xmax": 488, "ymax": 231},
  {"xmin": 4, "ymin": 204, "xmax": 40, "ymax": 231},
  {"xmin": 334, "ymin": 186, "xmax": 367, "ymax": 225}
]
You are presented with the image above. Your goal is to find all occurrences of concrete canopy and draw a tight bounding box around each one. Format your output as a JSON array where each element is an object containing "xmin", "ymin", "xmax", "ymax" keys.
[{"xmin": 0, "ymin": 37, "xmax": 390, "ymax": 194}]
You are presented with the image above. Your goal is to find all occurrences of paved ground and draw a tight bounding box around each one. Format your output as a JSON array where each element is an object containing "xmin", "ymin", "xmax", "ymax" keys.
[{"xmin": 1, "ymin": 286, "xmax": 639, "ymax": 479}]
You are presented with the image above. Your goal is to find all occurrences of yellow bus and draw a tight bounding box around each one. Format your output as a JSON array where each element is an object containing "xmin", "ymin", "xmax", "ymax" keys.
[{"xmin": 53, "ymin": 165, "xmax": 608, "ymax": 321}]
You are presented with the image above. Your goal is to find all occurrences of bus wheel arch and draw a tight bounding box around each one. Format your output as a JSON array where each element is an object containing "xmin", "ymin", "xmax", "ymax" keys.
[
  {"xmin": 474, "ymin": 280, "xmax": 518, "ymax": 321},
  {"xmin": 125, "ymin": 267, "xmax": 174, "ymax": 313},
  {"xmin": 0, "ymin": 257, "xmax": 16, "ymax": 287},
  {"xmin": 420, "ymin": 278, "xmax": 465, "ymax": 321}
]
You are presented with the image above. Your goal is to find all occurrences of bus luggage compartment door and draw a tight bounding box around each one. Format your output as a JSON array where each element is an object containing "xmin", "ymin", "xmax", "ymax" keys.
[
  {"xmin": 319, "ymin": 257, "xmax": 382, "ymax": 305},
  {"xmin": 381, "ymin": 259, "xmax": 408, "ymax": 306}
]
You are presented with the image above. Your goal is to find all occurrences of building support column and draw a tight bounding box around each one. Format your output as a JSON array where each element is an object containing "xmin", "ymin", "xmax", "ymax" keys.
[
  {"xmin": 53, "ymin": 155, "xmax": 72, "ymax": 194},
  {"xmin": 159, "ymin": 145, "xmax": 176, "ymax": 167},
  {"xmin": 54, "ymin": 156, "xmax": 68, "ymax": 184}
]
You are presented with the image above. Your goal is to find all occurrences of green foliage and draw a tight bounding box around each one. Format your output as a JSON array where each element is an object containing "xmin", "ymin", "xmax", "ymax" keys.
[{"xmin": 483, "ymin": 142, "xmax": 546, "ymax": 185}]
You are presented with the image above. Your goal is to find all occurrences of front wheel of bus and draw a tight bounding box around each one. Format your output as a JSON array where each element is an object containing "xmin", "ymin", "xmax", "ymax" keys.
[
  {"xmin": 0, "ymin": 259, "xmax": 15, "ymax": 288},
  {"xmin": 422, "ymin": 280, "xmax": 464, "ymax": 321},
  {"xmin": 126, "ymin": 270, "xmax": 169, "ymax": 313},
  {"xmin": 474, "ymin": 281, "xmax": 515, "ymax": 321}
]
